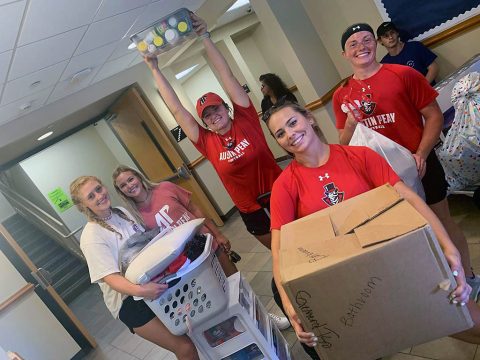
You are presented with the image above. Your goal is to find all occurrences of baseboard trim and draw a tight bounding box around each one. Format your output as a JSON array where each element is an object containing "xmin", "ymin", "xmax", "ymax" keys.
[{"xmin": 220, "ymin": 207, "xmax": 238, "ymax": 222}]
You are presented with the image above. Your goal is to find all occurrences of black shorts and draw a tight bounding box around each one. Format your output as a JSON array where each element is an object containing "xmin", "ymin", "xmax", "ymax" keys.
[
  {"xmin": 239, "ymin": 207, "xmax": 271, "ymax": 236},
  {"xmin": 118, "ymin": 296, "xmax": 156, "ymax": 333},
  {"xmin": 421, "ymin": 150, "xmax": 448, "ymax": 205}
]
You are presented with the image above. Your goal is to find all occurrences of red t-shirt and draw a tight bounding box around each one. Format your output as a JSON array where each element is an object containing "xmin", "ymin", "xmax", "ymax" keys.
[
  {"xmin": 270, "ymin": 145, "xmax": 401, "ymax": 230},
  {"xmin": 194, "ymin": 100, "xmax": 282, "ymax": 213},
  {"xmin": 138, "ymin": 182, "xmax": 218, "ymax": 270},
  {"xmin": 333, "ymin": 64, "xmax": 438, "ymax": 153}
]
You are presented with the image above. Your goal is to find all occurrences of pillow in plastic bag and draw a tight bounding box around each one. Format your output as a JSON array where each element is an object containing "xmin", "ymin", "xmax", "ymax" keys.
[
  {"xmin": 350, "ymin": 123, "xmax": 426, "ymax": 199},
  {"xmin": 124, "ymin": 218, "xmax": 205, "ymax": 285}
]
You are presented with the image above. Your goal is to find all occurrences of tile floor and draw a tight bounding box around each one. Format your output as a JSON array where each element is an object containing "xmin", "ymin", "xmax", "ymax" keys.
[{"xmin": 70, "ymin": 194, "xmax": 480, "ymax": 360}]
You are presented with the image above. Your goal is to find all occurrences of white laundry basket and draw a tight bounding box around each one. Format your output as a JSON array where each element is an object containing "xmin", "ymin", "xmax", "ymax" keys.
[
  {"xmin": 125, "ymin": 222, "xmax": 229, "ymax": 336},
  {"xmin": 153, "ymin": 235, "xmax": 228, "ymax": 335}
]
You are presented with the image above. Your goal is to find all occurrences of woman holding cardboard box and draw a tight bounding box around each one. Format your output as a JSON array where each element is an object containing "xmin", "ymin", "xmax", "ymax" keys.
[{"xmin": 263, "ymin": 99, "xmax": 480, "ymax": 349}]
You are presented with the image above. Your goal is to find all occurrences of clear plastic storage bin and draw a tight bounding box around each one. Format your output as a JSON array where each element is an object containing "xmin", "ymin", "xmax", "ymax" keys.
[{"xmin": 129, "ymin": 8, "xmax": 195, "ymax": 57}]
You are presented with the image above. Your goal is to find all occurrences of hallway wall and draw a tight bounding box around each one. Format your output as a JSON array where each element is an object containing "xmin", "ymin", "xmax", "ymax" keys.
[
  {"xmin": 5, "ymin": 5, "xmax": 477, "ymax": 222},
  {"xmin": 0, "ymin": 193, "xmax": 14, "ymax": 222},
  {"xmin": 301, "ymin": 0, "xmax": 480, "ymax": 80},
  {"xmin": 3, "ymin": 164, "xmax": 59, "ymax": 219},
  {"xmin": 19, "ymin": 125, "xmax": 130, "ymax": 231}
]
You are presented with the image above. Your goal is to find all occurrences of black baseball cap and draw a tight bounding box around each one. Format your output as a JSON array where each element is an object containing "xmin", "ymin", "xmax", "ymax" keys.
[
  {"xmin": 376, "ymin": 22, "xmax": 399, "ymax": 38},
  {"xmin": 341, "ymin": 23, "xmax": 375, "ymax": 50}
]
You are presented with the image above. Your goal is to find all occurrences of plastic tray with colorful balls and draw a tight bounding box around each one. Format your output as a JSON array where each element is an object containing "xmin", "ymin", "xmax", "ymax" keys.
[{"xmin": 129, "ymin": 8, "xmax": 195, "ymax": 57}]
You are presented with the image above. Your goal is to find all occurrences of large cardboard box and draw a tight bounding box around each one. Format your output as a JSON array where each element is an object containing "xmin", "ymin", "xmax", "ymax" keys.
[{"xmin": 279, "ymin": 185, "xmax": 473, "ymax": 360}]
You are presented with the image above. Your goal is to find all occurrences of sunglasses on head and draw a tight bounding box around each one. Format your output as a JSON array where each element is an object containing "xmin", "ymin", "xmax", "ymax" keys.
[{"xmin": 261, "ymin": 95, "xmax": 297, "ymax": 122}]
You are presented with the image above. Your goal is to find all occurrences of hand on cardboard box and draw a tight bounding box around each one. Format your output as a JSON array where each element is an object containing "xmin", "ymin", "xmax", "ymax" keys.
[
  {"xmin": 444, "ymin": 251, "xmax": 471, "ymax": 305},
  {"xmin": 284, "ymin": 299, "xmax": 318, "ymax": 347}
]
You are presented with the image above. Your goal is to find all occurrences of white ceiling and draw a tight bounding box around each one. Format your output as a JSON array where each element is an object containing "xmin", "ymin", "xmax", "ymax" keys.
[{"xmin": 0, "ymin": 0, "xmax": 252, "ymax": 167}]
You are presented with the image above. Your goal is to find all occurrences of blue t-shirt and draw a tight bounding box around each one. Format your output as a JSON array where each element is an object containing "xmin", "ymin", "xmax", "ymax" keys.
[{"xmin": 381, "ymin": 41, "xmax": 437, "ymax": 84}]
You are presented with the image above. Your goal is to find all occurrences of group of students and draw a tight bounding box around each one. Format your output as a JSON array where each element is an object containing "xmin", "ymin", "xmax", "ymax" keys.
[{"xmin": 70, "ymin": 13, "xmax": 480, "ymax": 360}]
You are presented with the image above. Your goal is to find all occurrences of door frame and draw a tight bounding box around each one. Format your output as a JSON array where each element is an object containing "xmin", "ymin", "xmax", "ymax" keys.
[
  {"xmin": 108, "ymin": 86, "xmax": 224, "ymax": 225},
  {"xmin": 0, "ymin": 224, "xmax": 96, "ymax": 354}
]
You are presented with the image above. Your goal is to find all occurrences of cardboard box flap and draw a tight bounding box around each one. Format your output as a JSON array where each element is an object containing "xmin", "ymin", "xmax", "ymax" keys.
[
  {"xmin": 280, "ymin": 215, "xmax": 335, "ymax": 253},
  {"xmin": 335, "ymin": 207, "xmax": 371, "ymax": 235},
  {"xmin": 280, "ymin": 234, "xmax": 362, "ymax": 283},
  {"xmin": 280, "ymin": 215, "xmax": 335, "ymax": 283},
  {"xmin": 354, "ymin": 200, "xmax": 428, "ymax": 248},
  {"xmin": 329, "ymin": 184, "xmax": 402, "ymax": 235}
]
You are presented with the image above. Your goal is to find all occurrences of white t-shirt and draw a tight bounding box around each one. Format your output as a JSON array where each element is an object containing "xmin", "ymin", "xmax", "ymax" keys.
[{"xmin": 80, "ymin": 207, "xmax": 144, "ymax": 318}]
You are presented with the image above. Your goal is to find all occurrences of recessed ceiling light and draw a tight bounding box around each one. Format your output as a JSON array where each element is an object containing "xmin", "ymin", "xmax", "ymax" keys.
[
  {"xmin": 70, "ymin": 68, "xmax": 92, "ymax": 83},
  {"xmin": 227, "ymin": 0, "xmax": 249, "ymax": 12},
  {"xmin": 175, "ymin": 64, "xmax": 199, "ymax": 79},
  {"xmin": 37, "ymin": 131, "xmax": 53, "ymax": 141}
]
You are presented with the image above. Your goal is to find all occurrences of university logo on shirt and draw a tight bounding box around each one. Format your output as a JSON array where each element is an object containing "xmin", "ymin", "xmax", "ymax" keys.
[
  {"xmin": 322, "ymin": 182, "xmax": 344, "ymax": 206},
  {"xmin": 360, "ymin": 94, "xmax": 376, "ymax": 116},
  {"xmin": 155, "ymin": 205, "xmax": 191, "ymax": 232}
]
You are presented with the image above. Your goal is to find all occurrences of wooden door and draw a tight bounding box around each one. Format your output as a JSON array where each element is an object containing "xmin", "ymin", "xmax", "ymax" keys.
[{"xmin": 109, "ymin": 87, "xmax": 223, "ymax": 226}]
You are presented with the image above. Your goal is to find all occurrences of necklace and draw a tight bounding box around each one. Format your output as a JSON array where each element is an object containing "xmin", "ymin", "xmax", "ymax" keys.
[
  {"xmin": 100, "ymin": 209, "xmax": 113, "ymax": 221},
  {"xmin": 135, "ymin": 190, "xmax": 151, "ymax": 206}
]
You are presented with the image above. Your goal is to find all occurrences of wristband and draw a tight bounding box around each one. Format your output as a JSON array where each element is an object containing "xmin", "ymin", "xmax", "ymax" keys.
[{"xmin": 199, "ymin": 31, "xmax": 211, "ymax": 39}]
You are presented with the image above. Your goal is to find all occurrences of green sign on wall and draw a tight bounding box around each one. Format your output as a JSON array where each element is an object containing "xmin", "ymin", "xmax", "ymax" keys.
[{"xmin": 48, "ymin": 187, "xmax": 73, "ymax": 213}]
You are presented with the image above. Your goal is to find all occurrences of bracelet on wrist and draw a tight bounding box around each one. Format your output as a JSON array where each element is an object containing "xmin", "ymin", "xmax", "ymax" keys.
[{"xmin": 199, "ymin": 31, "xmax": 211, "ymax": 39}]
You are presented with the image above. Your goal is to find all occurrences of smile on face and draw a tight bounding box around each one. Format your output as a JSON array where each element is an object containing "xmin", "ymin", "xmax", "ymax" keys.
[
  {"xmin": 202, "ymin": 104, "xmax": 231, "ymax": 134},
  {"xmin": 80, "ymin": 180, "xmax": 111, "ymax": 217},
  {"xmin": 268, "ymin": 106, "xmax": 315, "ymax": 153},
  {"xmin": 342, "ymin": 30, "xmax": 377, "ymax": 67},
  {"xmin": 115, "ymin": 171, "xmax": 147, "ymax": 201}
]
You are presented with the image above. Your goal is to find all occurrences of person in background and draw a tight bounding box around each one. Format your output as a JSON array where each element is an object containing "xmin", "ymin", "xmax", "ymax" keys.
[
  {"xmin": 112, "ymin": 165, "xmax": 237, "ymax": 276},
  {"xmin": 259, "ymin": 73, "xmax": 298, "ymax": 119},
  {"xmin": 377, "ymin": 21, "xmax": 439, "ymax": 85},
  {"xmin": 70, "ymin": 176, "xmax": 199, "ymax": 359},
  {"xmin": 264, "ymin": 99, "xmax": 480, "ymax": 352},
  {"xmin": 333, "ymin": 23, "xmax": 480, "ymax": 300},
  {"xmin": 143, "ymin": 13, "xmax": 290, "ymax": 331}
]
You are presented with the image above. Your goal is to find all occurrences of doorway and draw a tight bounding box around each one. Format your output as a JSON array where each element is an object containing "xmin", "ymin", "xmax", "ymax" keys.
[{"xmin": 108, "ymin": 87, "xmax": 222, "ymax": 226}]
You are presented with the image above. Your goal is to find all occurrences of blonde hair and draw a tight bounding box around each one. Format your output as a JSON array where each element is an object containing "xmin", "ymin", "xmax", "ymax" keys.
[
  {"xmin": 70, "ymin": 175, "xmax": 134, "ymax": 238},
  {"xmin": 112, "ymin": 166, "xmax": 158, "ymax": 226}
]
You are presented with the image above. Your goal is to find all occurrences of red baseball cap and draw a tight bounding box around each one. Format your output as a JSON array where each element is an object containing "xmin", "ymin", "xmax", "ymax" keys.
[{"xmin": 196, "ymin": 92, "xmax": 224, "ymax": 118}]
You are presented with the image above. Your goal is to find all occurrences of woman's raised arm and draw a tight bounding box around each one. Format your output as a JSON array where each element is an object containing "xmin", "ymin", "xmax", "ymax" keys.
[
  {"xmin": 144, "ymin": 56, "xmax": 200, "ymax": 143},
  {"xmin": 191, "ymin": 13, "xmax": 250, "ymax": 108}
]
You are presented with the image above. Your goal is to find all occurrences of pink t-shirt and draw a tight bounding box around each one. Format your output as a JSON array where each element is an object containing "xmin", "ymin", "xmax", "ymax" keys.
[{"xmin": 138, "ymin": 182, "xmax": 218, "ymax": 252}]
